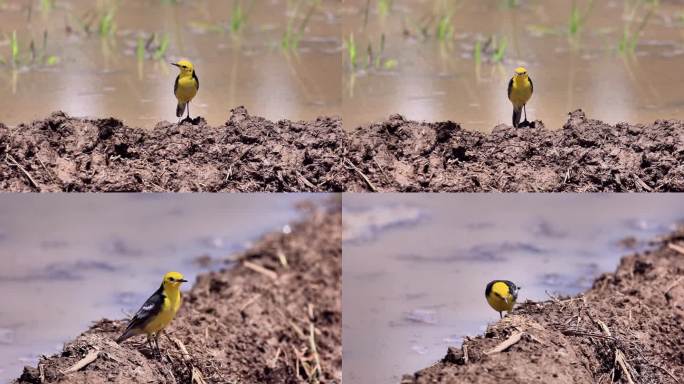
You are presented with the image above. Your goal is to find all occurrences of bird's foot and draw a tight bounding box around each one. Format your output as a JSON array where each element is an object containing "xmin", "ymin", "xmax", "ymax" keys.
[{"xmin": 519, "ymin": 120, "xmax": 535, "ymax": 128}]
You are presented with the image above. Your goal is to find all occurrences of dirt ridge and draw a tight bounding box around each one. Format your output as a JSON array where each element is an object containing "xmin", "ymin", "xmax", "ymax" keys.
[
  {"xmin": 0, "ymin": 107, "xmax": 345, "ymax": 192},
  {"xmin": 14, "ymin": 200, "xmax": 342, "ymax": 384},
  {"xmin": 402, "ymin": 229, "xmax": 684, "ymax": 384},
  {"xmin": 344, "ymin": 110, "xmax": 684, "ymax": 192}
]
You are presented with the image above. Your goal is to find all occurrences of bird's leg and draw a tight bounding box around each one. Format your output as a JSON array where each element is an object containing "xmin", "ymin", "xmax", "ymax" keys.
[
  {"xmin": 187, "ymin": 103, "xmax": 191, "ymax": 120},
  {"xmin": 523, "ymin": 105, "xmax": 529, "ymax": 126},
  {"xmin": 146, "ymin": 334, "xmax": 155, "ymax": 354},
  {"xmin": 499, "ymin": 311, "xmax": 503, "ymax": 319},
  {"xmin": 154, "ymin": 333, "xmax": 161, "ymax": 358}
]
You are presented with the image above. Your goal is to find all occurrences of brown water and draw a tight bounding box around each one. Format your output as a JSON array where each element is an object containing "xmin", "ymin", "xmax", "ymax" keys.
[
  {"xmin": 0, "ymin": 0, "xmax": 341, "ymax": 128},
  {"xmin": 342, "ymin": 194, "xmax": 684, "ymax": 384},
  {"xmin": 0, "ymin": 194, "xmax": 322, "ymax": 383},
  {"xmin": 342, "ymin": 0, "xmax": 684, "ymax": 131}
]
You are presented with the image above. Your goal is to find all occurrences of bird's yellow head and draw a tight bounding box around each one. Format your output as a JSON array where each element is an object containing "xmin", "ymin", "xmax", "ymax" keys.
[
  {"xmin": 162, "ymin": 271, "xmax": 188, "ymax": 289},
  {"xmin": 171, "ymin": 60, "xmax": 195, "ymax": 76},
  {"xmin": 488, "ymin": 280, "xmax": 519, "ymax": 304},
  {"xmin": 513, "ymin": 67, "xmax": 529, "ymax": 80}
]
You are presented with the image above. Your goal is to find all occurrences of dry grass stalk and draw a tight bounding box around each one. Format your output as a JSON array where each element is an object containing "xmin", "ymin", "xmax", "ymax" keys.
[
  {"xmin": 243, "ymin": 260, "xmax": 278, "ymax": 280},
  {"xmin": 485, "ymin": 332, "xmax": 523, "ymax": 355},
  {"xmin": 61, "ymin": 349, "xmax": 100, "ymax": 374}
]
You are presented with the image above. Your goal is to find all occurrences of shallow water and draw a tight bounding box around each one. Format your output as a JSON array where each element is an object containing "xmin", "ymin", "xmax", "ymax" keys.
[
  {"xmin": 342, "ymin": 0, "xmax": 684, "ymax": 131},
  {"xmin": 342, "ymin": 194, "xmax": 684, "ymax": 384},
  {"xmin": 0, "ymin": 194, "xmax": 322, "ymax": 383},
  {"xmin": 0, "ymin": 0, "xmax": 341, "ymax": 128}
]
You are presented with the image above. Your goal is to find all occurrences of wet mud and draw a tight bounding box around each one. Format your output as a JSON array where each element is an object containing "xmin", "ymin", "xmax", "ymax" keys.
[
  {"xmin": 402, "ymin": 229, "xmax": 684, "ymax": 384},
  {"xmin": 344, "ymin": 110, "xmax": 684, "ymax": 192},
  {"xmin": 0, "ymin": 107, "xmax": 344, "ymax": 192},
  {"xmin": 14, "ymin": 201, "xmax": 342, "ymax": 384}
]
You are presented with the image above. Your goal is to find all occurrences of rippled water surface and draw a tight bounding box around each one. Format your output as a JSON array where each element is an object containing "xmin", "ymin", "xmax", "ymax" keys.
[{"xmin": 342, "ymin": 194, "xmax": 684, "ymax": 384}]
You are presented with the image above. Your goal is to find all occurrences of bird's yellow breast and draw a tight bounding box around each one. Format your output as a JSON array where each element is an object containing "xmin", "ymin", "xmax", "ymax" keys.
[
  {"xmin": 509, "ymin": 77, "xmax": 533, "ymax": 107},
  {"xmin": 175, "ymin": 76, "xmax": 198, "ymax": 103},
  {"xmin": 486, "ymin": 292, "xmax": 515, "ymax": 313},
  {"xmin": 143, "ymin": 290, "xmax": 181, "ymax": 334}
]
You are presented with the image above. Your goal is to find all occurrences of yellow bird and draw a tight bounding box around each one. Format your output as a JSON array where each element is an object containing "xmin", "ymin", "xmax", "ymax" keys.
[
  {"xmin": 485, "ymin": 280, "xmax": 519, "ymax": 319},
  {"xmin": 507, "ymin": 67, "xmax": 534, "ymax": 128},
  {"xmin": 116, "ymin": 271, "xmax": 188, "ymax": 355},
  {"xmin": 171, "ymin": 60, "xmax": 199, "ymax": 122}
]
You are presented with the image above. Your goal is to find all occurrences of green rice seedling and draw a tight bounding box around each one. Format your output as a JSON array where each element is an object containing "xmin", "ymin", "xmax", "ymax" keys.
[
  {"xmin": 502, "ymin": 0, "xmax": 519, "ymax": 8},
  {"xmin": 136, "ymin": 36, "xmax": 145, "ymax": 61},
  {"xmin": 98, "ymin": 6, "xmax": 117, "ymax": 37},
  {"xmin": 492, "ymin": 36, "xmax": 507, "ymax": 63},
  {"xmin": 378, "ymin": 0, "xmax": 393, "ymax": 16},
  {"xmin": 230, "ymin": 0, "xmax": 248, "ymax": 33},
  {"xmin": 436, "ymin": 13, "xmax": 454, "ymax": 42},
  {"xmin": 11, "ymin": 30, "xmax": 19, "ymax": 67},
  {"xmin": 281, "ymin": 0, "xmax": 320, "ymax": 50},
  {"xmin": 153, "ymin": 34, "xmax": 169, "ymax": 60},
  {"xmin": 618, "ymin": 0, "xmax": 659, "ymax": 54},
  {"xmin": 568, "ymin": 0, "xmax": 596, "ymax": 37},
  {"xmin": 41, "ymin": 0, "xmax": 54, "ymax": 13},
  {"xmin": 474, "ymin": 39, "xmax": 482, "ymax": 65},
  {"xmin": 345, "ymin": 33, "xmax": 357, "ymax": 69}
]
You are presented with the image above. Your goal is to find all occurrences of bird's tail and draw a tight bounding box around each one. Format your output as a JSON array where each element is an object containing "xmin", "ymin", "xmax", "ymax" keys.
[
  {"xmin": 115, "ymin": 328, "xmax": 138, "ymax": 344},
  {"xmin": 512, "ymin": 105, "xmax": 522, "ymax": 128},
  {"xmin": 176, "ymin": 102, "xmax": 187, "ymax": 118}
]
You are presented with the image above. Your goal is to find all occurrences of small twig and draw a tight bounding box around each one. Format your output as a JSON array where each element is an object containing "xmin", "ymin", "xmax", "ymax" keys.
[
  {"xmin": 239, "ymin": 293, "xmax": 261, "ymax": 313},
  {"xmin": 61, "ymin": 349, "xmax": 100, "ymax": 374},
  {"xmin": 644, "ymin": 362, "xmax": 681, "ymax": 384},
  {"xmin": 276, "ymin": 250, "xmax": 289, "ymax": 268},
  {"xmin": 5, "ymin": 154, "xmax": 41, "ymax": 191},
  {"xmin": 344, "ymin": 159, "xmax": 378, "ymax": 192},
  {"xmin": 665, "ymin": 276, "xmax": 684, "ymax": 295},
  {"xmin": 667, "ymin": 243, "xmax": 684, "ymax": 256},
  {"xmin": 296, "ymin": 171, "xmax": 317, "ymax": 190},
  {"xmin": 462, "ymin": 344, "xmax": 469, "ymax": 364},
  {"xmin": 485, "ymin": 332, "xmax": 523, "ymax": 355},
  {"xmin": 243, "ymin": 260, "xmax": 278, "ymax": 280}
]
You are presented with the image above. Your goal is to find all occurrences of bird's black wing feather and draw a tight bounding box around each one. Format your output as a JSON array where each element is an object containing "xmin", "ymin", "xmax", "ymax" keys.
[
  {"xmin": 529, "ymin": 76, "xmax": 533, "ymax": 94},
  {"xmin": 192, "ymin": 70, "xmax": 199, "ymax": 90},
  {"xmin": 123, "ymin": 284, "xmax": 165, "ymax": 333},
  {"xmin": 174, "ymin": 75, "xmax": 180, "ymax": 95},
  {"xmin": 507, "ymin": 77, "xmax": 513, "ymax": 99},
  {"xmin": 485, "ymin": 281, "xmax": 494, "ymax": 297}
]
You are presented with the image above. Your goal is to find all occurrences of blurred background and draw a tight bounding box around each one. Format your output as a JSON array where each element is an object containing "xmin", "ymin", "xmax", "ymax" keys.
[
  {"xmin": 342, "ymin": 194, "xmax": 684, "ymax": 384},
  {"xmin": 0, "ymin": 194, "xmax": 326, "ymax": 382},
  {"xmin": 342, "ymin": 0, "xmax": 684, "ymax": 131},
  {"xmin": 0, "ymin": 0, "xmax": 340, "ymax": 128}
]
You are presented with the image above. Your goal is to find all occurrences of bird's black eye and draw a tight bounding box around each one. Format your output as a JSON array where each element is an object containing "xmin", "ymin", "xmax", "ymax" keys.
[{"xmin": 169, "ymin": 277, "xmax": 175, "ymax": 282}]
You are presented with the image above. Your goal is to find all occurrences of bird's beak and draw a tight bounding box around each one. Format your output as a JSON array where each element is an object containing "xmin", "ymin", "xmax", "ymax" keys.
[
  {"xmin": 170, "ymin": 62, "xmax": 180, "ymax": 67},
  {"xmin": 179, "ymin": 279, "xmax": 188, "ymax": 283},
  {"xmin": 503, "ymin": 297, "xmax": 509, "ymax": 304}
]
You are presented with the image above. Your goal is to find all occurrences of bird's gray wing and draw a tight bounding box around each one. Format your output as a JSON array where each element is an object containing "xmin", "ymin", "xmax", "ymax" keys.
[
  {"xmin": 123, "ymin": 285, "xmax": 165, "ymax": 333},
  {"xmin": 192, "ymin": 70, "xmax": 199, "ymax": 90},
  {"xmin": 174, "ymin": 75, "xmax": 180, "ymax": 95},
  {"xmin": 507, "ymin": 77, "xmax": 513, "ymax": 99}
]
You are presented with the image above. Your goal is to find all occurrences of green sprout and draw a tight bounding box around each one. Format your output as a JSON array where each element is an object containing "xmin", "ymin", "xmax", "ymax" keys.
[
  {"xmin": 11, "ymin": 30, "xmax": 19, "ymax": 67},
  {"xmin": 346, "ymin": 33, "xmax": 357, "ymax": 69}
]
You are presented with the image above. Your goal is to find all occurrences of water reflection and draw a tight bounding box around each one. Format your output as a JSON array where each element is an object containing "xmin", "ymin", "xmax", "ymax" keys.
[
  {"xmin": 342, "ymin": 0, "xmax": 684, "ymax": 131},
  {"xmin": 342, "ymin": 194, "xmax": 684, "ymax": 384},
  {"xmin": 0, "ymin": 0, "xmax": 341, "ymax": 128},
  {"xmin": 0, "ymin": 194, "xmax": 321, "ymax": 382}
]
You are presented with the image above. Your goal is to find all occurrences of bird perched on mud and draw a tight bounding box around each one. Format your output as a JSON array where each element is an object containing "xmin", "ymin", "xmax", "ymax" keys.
[
  {"xmin": 507, "ymin": 67, "xmax": 533, "ymax": 128},
  {"xmin": 171, "ymin": 60, "xmax": 199, "ymax": 122},
  {"xmin": 116, "ymin": 271, "xmax": 188, "ymax": 356},
  {"xmin": 485, "ymin": 280, "xmax": 519, "ymax": 319}
]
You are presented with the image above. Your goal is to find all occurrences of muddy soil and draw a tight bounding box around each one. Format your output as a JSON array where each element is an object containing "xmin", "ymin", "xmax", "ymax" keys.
[
  {"xmin": 344, "ymin": 111, "xmax": 684, "ymax": 192},
  {"xmin": 14, "ymin": 200, "xmax": 342, "ymax": 384},
  {"xmin": 401, "ymin": 229, "xmax": 684, "ymax": 384},
  {"xmin": 0, "ymin": 107, "xmax": 344, "ymax": 192}
]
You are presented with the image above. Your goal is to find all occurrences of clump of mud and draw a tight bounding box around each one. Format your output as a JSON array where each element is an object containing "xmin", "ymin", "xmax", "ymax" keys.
[
  {"xmin": 0, "ymin": 107, "xmax": 344, "ymax": 192},
  {"xmin": 15, "ymin": 200, "xmax": 341, "ymax": 384},
  {"xmin": 402, "ymin": 229, "xmax": 684, "ymax": 384},
  {"xmin": 344, "ymin": 110, "xmax": 684, "ymax": 192}
]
